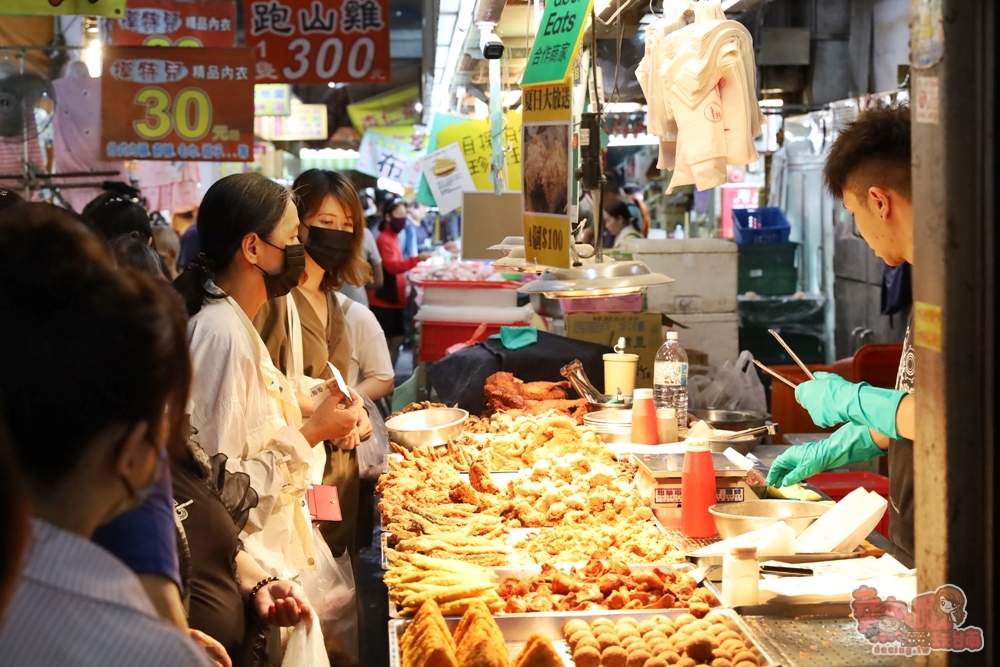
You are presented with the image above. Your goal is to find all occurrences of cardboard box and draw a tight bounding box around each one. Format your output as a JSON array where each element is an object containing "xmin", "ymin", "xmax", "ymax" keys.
[{"xmin": 564, "ymin": 312, "xmax": 663, "ymax": 389}]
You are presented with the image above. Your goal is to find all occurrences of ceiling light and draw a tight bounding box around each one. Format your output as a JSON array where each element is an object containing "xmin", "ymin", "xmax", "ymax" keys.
[
  {"xmin": 604, "ymin": 102, "xmax": 643, "ymax": 113},
  {"xmin": 84, "ymin": 39, "xmax": 102, "ymax": 78},
  {"xmin": 516, "ymin": 260, "xmax": 673, "ymax": 298},
  {"xmin": 758, "ymin": 99, "xmax": 783, "ymax": 107},
  {"xmin": 721, "ymin": 0, "xmax": 741, "ymax": 10}
]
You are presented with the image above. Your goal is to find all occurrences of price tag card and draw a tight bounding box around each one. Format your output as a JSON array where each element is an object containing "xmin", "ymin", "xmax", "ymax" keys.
[
  {"xmin": 101, "ymin": 46, "xmax": 254, "ymax": 162},
  {"xmin": 244, "ymin": 0, "xmax": 391, "ymax": 85},
  {"xmin": 521, "ymin": 82, "xmax": 573, "ymax": 269}
]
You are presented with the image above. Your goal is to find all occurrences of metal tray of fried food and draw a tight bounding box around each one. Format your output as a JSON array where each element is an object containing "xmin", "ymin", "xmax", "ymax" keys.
[
  {"xmin": 389, "ymin": 608, "xmax": 779, "ymax": 667},
  {"xmin": 735, "ymin": 602, "xmax": 917, "ymax": 667},
  {"xmin": 386, "ymin": 561, "xmax": 720, "ymax": 620}
]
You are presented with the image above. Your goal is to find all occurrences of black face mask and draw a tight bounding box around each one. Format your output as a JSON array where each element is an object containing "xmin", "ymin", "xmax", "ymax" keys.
[
  {"xmin": 305, "ymin": 227, "xmax": 353, "ymax": 273},
  {"xmin": 257, "ymin": 238, "xmax": 305, "ymax": 298}
]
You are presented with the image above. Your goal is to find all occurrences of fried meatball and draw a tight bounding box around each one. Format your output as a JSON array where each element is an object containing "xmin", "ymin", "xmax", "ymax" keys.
[
  {"xmin": 621, "ymin": 636, "xmax": 643, "ymax": 651},
  {"xmin": 591, "ymin": 618, "xmax": 615, "ymax": 632},
  {"xmin": 703, "ymin": 612, "xmax": 727, "ymax": 626},
  {"xmin": 673, "ymin": 613, "xmax": 697, "ymax": 627},
  {"xmin": 617, "ymin": 617, "xmax": 640, "ymax": 628},
  {"xmin": 670, "ymin": 632, "xmax": 691, "ymax": 650},
  {"xmin": 684, "ymin": 633, "xmax": 718, "ymax": 662},
  {"xmin": 711, "ymin": 648, "xmax": 732, "ymax": 661},
  {"xmin": 597, "ymin": 633, "xmax": 621, "ymax": 651},
  {"xmin": 643, "ymin": 631, "xmax": 669, "ymax": 645},
  {"xmin": 565, "ymin": 619, "xmax": 591, "ymax": 640},
  {"xmin": 720, "ymin": 639, "xmax": 745, "ymax": 654},
  {"xmin": 573, "ymin": 645, "xmax": 601, "ymax": 667},
  {"xmin": 708, "ymin": 624, "xmax": 729, "ymax": 637},
  {"xmin": 602, "ymin": 646, "xmax": 628, "ymax": 667},
  {"xmin": 576, "ymin": 636, "xmax": 601, "ymax": 653},
  {"xmin": 716, "ymin": 631, "xmax": 741, "ymax": 645},
  {"xmin": 658, "ymin": 623, "xmax": 677, "ymax": 638},
  {"xmin": 677, "ymin": 658, "xmax": 697, "ymax": 667},
  {"xmin": 569, "ymin": 629, "xmax": 594, "ymax": 650},
  {"xmin": 637, "ymin": 619, "xmax": 659, "ymax": 636},
  {"xmin": 690, "ymin": 601, "xmax": 712, "ymax": 618},
  {"xmin": 734, "ymin": 662, "xmax": 757, "ymax": 667},
  {"xmin": 617, "ymin": 626, "xmax": 642, "ymax": 641},
  {"xmin": 677, "ymin": 623, "xmax": 699, "ymax": 637},
  {"xmin": 730, "ymin": 651, "xmax": 758, "ymax": 666},
  {"xmin": 643, "ymin": 659, "xmax": 668, "ymax": 667},
  {"xmin": 657, "ymin": 648, "xmax": 682, "ymax": 664},
  {"xmin": 694, "ymin": 619, "xmax": 713, "ymax": 632},
  {"xmin": 710, "ymin": 659, "xmax": 732, "ymax": 667},
  {"xmin": 627, "ymin": 650, "xmax": 652, "ymax": 667}
]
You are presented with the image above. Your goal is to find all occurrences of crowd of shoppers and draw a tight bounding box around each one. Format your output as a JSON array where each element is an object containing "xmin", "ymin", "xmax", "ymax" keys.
[{"xmin": 0, "ymin": 168, "xmax": 422, "ymax": 667}]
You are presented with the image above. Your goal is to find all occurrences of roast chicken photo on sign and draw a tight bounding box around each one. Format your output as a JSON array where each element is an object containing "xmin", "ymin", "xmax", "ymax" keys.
[{"xmin": 523, "ymin": 124, "xmax": 570, "ymax": 214}]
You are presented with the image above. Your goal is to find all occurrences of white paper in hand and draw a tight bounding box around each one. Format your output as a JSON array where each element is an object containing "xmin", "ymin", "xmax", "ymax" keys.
[
  {"xmin": 691, "ymin": 521, "xmax": 795, "ymax": 558},
  {"xmin": 309, "ymin": 363, "xmax": 351, "ymax": 407}
]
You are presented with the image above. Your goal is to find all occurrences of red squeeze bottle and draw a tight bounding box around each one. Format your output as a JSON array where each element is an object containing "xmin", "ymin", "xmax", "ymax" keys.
[
  {"xmin": 681, "ymin": 440, "xmax": 718, "ymax": 537},
  {"xmin": 631, "ymin": 388, "xmax": 658, "ymax": 444}
]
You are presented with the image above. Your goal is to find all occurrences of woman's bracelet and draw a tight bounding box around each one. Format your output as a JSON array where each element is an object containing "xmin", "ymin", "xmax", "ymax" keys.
[{"xmin": 249, "ymin": 576, "xmax": 279, "ymax": 602}]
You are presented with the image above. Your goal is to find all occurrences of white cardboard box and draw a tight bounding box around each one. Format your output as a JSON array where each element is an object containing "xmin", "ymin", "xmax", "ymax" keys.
[
  {"xmin": 667, "ymin": 311, "xmax": 739, "ymax": 367},
  {"xmin": 620, "ymin": 238, "xmax": 738, "ymax": 314}
]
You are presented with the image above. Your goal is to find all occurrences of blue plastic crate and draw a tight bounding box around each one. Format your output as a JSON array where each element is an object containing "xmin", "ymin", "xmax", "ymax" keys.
[{"xmin": 733, "ymin": 207, "xmax": 791, "ymax": 244}]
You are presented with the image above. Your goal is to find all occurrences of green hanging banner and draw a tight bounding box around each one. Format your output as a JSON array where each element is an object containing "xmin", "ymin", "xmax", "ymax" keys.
[{"xmin": 521, "ymin": 0, "xmax": 594, "ymax": 87}]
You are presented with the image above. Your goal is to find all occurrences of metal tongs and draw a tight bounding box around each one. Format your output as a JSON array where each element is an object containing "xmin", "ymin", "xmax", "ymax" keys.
[
  {"xmin": 713, "ymin": 424, "xmax": 780, "ymax": 441},
  {"xmin": 750, "ymin": 329, "xmax": 816, "ymax": 390},
  {"xmin": 560, "ymin": 359, "xmax": 610, "ymax": 404}
]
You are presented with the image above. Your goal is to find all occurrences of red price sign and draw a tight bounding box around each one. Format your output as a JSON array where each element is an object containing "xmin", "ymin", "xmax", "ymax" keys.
[
  {"xmin": 101, "ymin": 47, "xmax": 255, "ymax": 162},
  {"xmin": 111, "ymin": 0, "xmax": 237, "ymax": 47},
  {"xmin": 245, "ymin": 0, "xmax": 391, "ymax": 85}
]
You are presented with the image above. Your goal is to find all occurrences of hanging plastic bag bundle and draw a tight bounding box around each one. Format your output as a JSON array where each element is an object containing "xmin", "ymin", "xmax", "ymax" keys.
[
  {"xmin": 691, "ymin": 350, "xmax": 767, "ymax": 414},
  {"xmin": 281, "ymin": 613, "xmax": 331, "ymax": 667},
  {"xmin": 297, "ymin": 525, "xmax": 358, "ymax": 664}
]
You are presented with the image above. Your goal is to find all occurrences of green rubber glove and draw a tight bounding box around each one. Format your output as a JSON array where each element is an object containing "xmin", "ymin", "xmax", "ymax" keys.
[
  {"xmin": 765, "ymin": 424, "xmax": 886, "ymax": 488},
  {"xmin": 794, "ymin": 371, "xmax": 907, "ymax": 439}
]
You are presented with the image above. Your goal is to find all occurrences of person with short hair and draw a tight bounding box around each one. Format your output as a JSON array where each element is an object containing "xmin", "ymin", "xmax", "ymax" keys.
[
  {"xmin": 0, "ymin": 203, "xmax": 211, "ymax": 667},
  {"xmin": 766, "ymin": 104, "xmax": 916, "ymax": 556}
]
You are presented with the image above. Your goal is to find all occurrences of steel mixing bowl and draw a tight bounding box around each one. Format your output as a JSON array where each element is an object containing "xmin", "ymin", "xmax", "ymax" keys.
[
  {"xmin": 709, "ymin": 500, "xmax": 830, "ymax": 539},
  {"xmin": 689, "ymin": 409, "xmax": 771, "ymax": 431},
  {"xmin": 385, "ymin": 408, "xmax": 469, "ymax": 449}
]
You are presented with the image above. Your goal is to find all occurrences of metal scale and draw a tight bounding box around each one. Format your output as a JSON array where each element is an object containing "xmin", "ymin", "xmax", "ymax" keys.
[{"xmin": 634, "ymin": 453, "xmax": 768, "ymax": 527}]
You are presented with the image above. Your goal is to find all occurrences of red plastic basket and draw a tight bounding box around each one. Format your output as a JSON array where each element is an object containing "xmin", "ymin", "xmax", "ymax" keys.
[
  {"xmin": 806, "ymin": 472, "xmax": 891, "ymax": 538},
  {"xmin": 418, "ymin": 321, "xmax": 522, "ymax": 363}
]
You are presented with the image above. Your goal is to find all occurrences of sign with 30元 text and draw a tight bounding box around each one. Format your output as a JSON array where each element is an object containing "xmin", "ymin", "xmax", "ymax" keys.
[
  {"xmin": 111, "ymin": 0, "xmax": 236, "ymax": 47},
  {"xmin": 245, "ymin": 0, "xmax": 391, "ymax": 85},
  {"xmin": 101, "ymin": 47, "xmax": 255, "ymax": 162}
]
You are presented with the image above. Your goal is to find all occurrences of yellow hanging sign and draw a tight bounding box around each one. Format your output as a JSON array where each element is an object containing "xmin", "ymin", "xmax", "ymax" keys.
[{"xmin": 436, "ymin": 111, "xmax": 522, "ymax": 193}]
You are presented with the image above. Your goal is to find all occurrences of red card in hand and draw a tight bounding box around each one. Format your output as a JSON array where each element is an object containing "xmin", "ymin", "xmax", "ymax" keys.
[{"xmin": 306, "ymin": 485, "xmax": 342, "ymax": 522}]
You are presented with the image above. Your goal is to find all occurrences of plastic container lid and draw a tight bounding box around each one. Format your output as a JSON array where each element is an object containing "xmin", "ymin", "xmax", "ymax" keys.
[
  {"xmin": 666, "ymin": 331, "xmax": 679, "ymax": 340},
  {"xmin": 634, "ymin": 388, "xmax": 654, "ymax": 400},
  {"xmin": 685, "ymin": 439, "xmax": 710, "ymax": 452},
  {"xmin": 729, "ymin": 544, "xmax": 758, "ymax": 559}
]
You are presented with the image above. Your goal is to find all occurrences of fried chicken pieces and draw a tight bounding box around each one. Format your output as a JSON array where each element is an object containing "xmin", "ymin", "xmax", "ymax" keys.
[
  {"xmin": 497, "ymin": 557, "xmax": 719, "ymax": 614},
  {"xmin": 484, "ymin": 372, "xmax": 589, "ymax": 423},
  {"xmin": 400, "ymin": 600, "xmax": 560, "ymax": 667}
]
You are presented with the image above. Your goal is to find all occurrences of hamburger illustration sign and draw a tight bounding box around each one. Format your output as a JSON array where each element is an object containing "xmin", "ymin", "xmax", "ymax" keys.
[{"xmin": 419, "ymin": 143, "xmax": 476, "ymax": 214}]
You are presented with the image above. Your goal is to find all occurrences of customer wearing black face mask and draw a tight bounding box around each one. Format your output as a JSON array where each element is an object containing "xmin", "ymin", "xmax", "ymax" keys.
[
  {"xmin": 254, "ymin": 169, "xmax": 375, "ymax": 559},
  {"xmin": 371, "ymin": 199, "xmax": 432, "ymax": 367},
  {"xmin": 173, "ymin": 173, "xmax": 359, "ymax": 584}
]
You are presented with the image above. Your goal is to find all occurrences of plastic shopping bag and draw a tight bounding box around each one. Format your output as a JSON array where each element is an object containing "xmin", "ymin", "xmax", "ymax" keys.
[
  {"xmin": 444, "ymin": 321, "xmax": 491, "ymax": 356},
  {"xmin": 281, "ymin": 614, "xmax": 331, "ymax": 667},
  {"xmin": 691, "ymin": 350, "xmax": 767, "ymax": 414},
  {"xmin": 357, "ymin": 391, "xmax": 389, "ymax": 481},
  {"xmin": 298, "ymin": 526, "xmax": 358, "ymax": 664}
]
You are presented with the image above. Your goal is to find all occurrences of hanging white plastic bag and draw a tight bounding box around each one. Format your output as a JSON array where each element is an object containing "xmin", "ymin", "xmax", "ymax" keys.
[
  {"xmin": 357, "ymin": 391, "xmax": 389, "ymax": 481},
  {"xmin": 298, "ymin": 525, "xmax": 358, "ymax": 663},
  {"xmin": 281, "ymin": 614, "xmax": 331, "ymax": 667},
  {"xmin": 691, "ymin": 350, "xmax": 767, "ymax": 414}
]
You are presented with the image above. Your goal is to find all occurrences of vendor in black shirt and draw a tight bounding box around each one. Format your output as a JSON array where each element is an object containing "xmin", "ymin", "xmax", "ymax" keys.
[{"xmin": 767, "ymin": 105, "xmax": 917, "ymax": 557}]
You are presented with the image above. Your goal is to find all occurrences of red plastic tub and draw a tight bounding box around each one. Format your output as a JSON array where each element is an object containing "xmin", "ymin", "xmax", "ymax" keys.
[
  {"xmin": 806, "ymin": 472, "xmax": 891, "ymax": 538},
  {"xmin": 418, "ymin": 321, "xmax": 517, "ymax": 363}
]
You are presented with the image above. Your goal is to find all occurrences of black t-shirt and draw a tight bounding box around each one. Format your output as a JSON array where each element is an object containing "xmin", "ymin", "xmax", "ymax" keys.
[
  {"xmin": 173, "ymin": 463, "xmax": 254, "ymax": 667},
  {"xmin": 888, "ymin": 312, "xmax": 915, "ymax": 556}
]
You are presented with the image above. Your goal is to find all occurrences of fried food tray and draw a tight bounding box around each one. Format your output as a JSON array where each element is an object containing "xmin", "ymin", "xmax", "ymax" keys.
[
  {"xmin": 735, "ymin": 602, "xmax": 916, "ymax": 667},
  {"xmin": 389, "ymin": 608, "xmax": 779, "ymax": 667},
  {"xmin": 386, "ymin": 561, "xmax": 716, "ymax": 620}
]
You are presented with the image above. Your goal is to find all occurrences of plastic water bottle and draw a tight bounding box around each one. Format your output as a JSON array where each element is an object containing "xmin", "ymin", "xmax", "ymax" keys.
[{"xmin": 654, "ymin": 331, "xmax": 689, "ymax": 432}]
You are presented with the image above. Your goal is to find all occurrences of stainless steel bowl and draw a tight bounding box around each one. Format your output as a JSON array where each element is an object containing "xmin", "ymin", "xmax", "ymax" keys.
[
  {"xmin": 705, "ymin": 435, "xmax": 756, "ymax": 456},
  {"xmin": 709, "ymin": 500, "xmax": 830, "ymax": 539},
  {"xmin": 690, "ymin": 409, "xmax": 771, "ymax": 431},
  {"xmin": 385, "ymin": 408, "xmax": 469, "ymax": 449},
  {"xmin": 584, "ymin": 409, "xmax": 635, "ymax": 444}
]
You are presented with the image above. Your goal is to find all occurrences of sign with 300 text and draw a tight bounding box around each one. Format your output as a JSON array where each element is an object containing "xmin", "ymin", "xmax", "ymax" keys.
[{"xmin": 245, "ymin": 0, "xmax": 391, "ymax": 85}]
